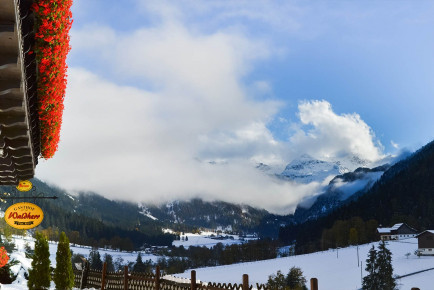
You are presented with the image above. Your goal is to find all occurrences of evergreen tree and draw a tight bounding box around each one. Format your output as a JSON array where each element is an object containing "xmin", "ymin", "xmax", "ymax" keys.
[
  {"xmin": 133, "ymin": 252, "xmax": 148, "ymax": 273},
  {"xmin": 24, "ymin": 242, "xmax": 34, "ymax": 259},
  {"xmin": 114, "ymin": 256, "xmax": 125, "ymax": 271},
  {"xmin": 0, "ymin": 234, "xmax": 16, "ymax": 253},
  {"xmin": 376, "ymin": 241, "xmax": 396, "ymax": 290},
  {"xmin": 363, "ymin": 245, "xmax": 379, "ymax": 290},
  {"xmin": 104, "ymin": 253, "xmax": 115, "ymax": 272},
  {"xmin": 267, "ymin": 267, "xmax": 307, "ymax": 290},
  {"xmin": 54, "ymin": 232, "xmax": 74, "ymax": 290},
  {"xmin": 88, "ymin": 249, "xmax": 103, "ymax": 270},
  {"xmin": 267, "ymin": 270, "xmax": 287, "ymax": 289},
  {"xmin": 28, "ymin": 232, "xmax": 51, "ymax": 290},
  {"xmin": 286, "ymin": 267, "xmax": 307, "ymax": 290}
]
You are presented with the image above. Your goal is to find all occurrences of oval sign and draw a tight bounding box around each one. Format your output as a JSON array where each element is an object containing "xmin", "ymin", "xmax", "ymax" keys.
[
  {"xmin": 16, "ymin": 180, "xmax": 32, "ymax": 192},
  {"xmin": 4, "ymin": 202, "xmax": 44, "ymax": 230}
]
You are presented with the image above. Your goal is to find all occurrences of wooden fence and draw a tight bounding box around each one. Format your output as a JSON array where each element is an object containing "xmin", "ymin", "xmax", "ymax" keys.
[{"xmin": 74, "ymin": 262, "xmax": 320, "ymax": 290}]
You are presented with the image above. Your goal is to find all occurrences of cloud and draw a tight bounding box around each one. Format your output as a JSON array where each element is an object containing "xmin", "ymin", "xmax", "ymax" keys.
[
  {"xmin": 37, "ymin": 15, "xmax": 308, "ymax": 214},
  {"xmin": 289, "ymin": 100, "xmax": 384, "ymax": 163},
  {"xmin": 391, "ymin": 140, "xmax": 399, "ymax": 149},
  {"xmin": 36, "ymin": 2, "xmax": 386, "ymax": 215},
  {"xmin": 36, "ymin": 67, "xmax": 321, "ymax": 214}
]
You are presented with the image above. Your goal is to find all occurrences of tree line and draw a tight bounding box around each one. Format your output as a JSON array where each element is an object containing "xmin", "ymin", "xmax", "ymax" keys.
[
  {"xmin": 37, "ymin": 200, "xmax": 175, "ymax": 250},
  {"xmin": 156, "ymin": 239, "xmax": 279, "ymax": 274}
]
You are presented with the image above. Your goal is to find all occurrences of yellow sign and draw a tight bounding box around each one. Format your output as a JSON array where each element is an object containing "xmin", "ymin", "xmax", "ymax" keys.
[
  {"xmin": 16, "ymin": 180, "xmax": 32, "ymax": 192},
  {"xmin": 4, "ymin": 202, "xmax": 44, "ymax": 230}
]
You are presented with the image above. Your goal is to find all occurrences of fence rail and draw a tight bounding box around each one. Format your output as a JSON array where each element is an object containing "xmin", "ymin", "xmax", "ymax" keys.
[{"xmin": 73, "ymin": 262, "xmax": 320, "ymax": 290}]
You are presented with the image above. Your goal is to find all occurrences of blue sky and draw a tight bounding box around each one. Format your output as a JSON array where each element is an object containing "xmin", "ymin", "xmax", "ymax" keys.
[{"xmin": 37, "ymin": 1, "xmax": 434, "ymax": 213}]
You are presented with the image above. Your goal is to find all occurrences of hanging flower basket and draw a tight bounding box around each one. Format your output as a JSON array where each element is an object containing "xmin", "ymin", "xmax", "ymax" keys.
[
  {"xmin": 31, "ymin": 0, "xmax": 73, "ymax": 159},
  {"xmin": 0, "ymin": 247, "xmax": 9, "ymax": 268}
]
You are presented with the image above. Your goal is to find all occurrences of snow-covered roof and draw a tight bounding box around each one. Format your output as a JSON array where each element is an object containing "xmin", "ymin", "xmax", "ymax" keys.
[
  {"xmin": 378, "ymin": 223, "xmax": 413, "ymax": 234},
  {"xmin": 416, "ymin": 230, "xmax": 434, "ymax": 237},
  {"xmin": 391, "ymin": 223, "xmax": 403, "ymax": 230},
  {"xmin": 377, "ymin": 227, "xmax": 392, "ymax": 234}
]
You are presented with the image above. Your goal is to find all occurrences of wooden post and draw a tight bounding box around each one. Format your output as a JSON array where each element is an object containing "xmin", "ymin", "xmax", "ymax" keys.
[
  {"xmin": 411, "ymin": 288, "xmax": 420, "ymax": 290},
  {"xmin": 80, "ymin": 261, "xmax": 89, "ymax": 289},
  {"xmin": 191, "ymin": 270, "xmax": 197, "ymax": 290},
  {"xmin": 101, "ymin": 262, "xmax": 107, "ymax": 290},
  {"xmin": 310, "ymin": 278, "xmax": 318, "ymax": 290},
  {"xmin": 123, "ymin": 265, "xmax": 128, "ymax": 290},
  {"xmin": 242, "ymin": 274, "xmax": 249, "ymax": 290},
  {"xmin": 155, "ymin": 265, "xmax": 161, "ymax": 290}
]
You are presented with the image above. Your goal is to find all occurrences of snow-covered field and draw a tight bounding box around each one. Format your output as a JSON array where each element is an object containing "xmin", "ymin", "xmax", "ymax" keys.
[
  {"xmin": 9, "ymin": 236, "xmax": 160, "ymax": 267},
  {"xmin": 2, "ymin": 236, "xmax": 433, "ymax": 290},
  {"xmin": 1, "ymin": 235, "xmax": 159, "ymax": 290},
  {"xmin": 174, "ymin": 239, "xmax": 434, "ymax": 290}
]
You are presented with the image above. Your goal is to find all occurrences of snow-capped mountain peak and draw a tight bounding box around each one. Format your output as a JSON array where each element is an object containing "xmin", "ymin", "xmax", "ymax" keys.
[{"xmin": 279, "ymin": 154, "xmax": 349, "ymax": 184}]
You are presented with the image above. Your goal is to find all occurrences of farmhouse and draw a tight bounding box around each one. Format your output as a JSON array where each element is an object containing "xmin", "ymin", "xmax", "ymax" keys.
[
  {"xmin": 416, "ymin": 230, "xmax": 434, "ymax": 256},
  {"xmin": 377, "ymin": 223, "xmax": 418, "ymax": 241}
]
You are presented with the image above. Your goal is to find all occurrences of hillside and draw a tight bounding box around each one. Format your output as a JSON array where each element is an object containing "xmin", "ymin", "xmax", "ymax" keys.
[
  {"xmin": 279, "ymin": 139, "xmax": 434, "ymax": 253},
  {"xmin": 0, "ymin": 179, "xmax": 281, "ymax": 247},
  {"xmin": 0, "ymin": 180, "xmax": 175, "ymax": 249},
  {"xmin": 292, "ymin": 164, "xmax": 389, "ymax": 224},
  {"xmin": 175, "ymin": 238, "xmax": 433, "ymax": 290}
]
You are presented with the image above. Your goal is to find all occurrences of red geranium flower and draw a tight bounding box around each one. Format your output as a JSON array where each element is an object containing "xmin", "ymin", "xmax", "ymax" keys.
[
  {"xmin": 32, "ymin": 0, "xmax": 73, "ymax": 159},
  {"xmin": 0, "ymin": 247, "xmax": 9, "ymax": 268}
]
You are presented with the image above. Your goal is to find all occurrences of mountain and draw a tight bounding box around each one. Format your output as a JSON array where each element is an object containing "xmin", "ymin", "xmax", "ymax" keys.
[
  {"xmin": 0, "ymin": 179, "xmax": 283, "ymax": 243},
  {"xmin": 292, "ymin": 164, "xmax": 389, "ymax": 223},
  {"xmin": 139, "ymin": 199, "xmax": 272, "ymax": 233},
  {"xmin": 278, "ymin": 154, "xmax": 369, "ymax": 184},
  {"xmin": 0, "ymin": 151, "xmax": 394, "ymax": 248},
  {"xmin": 279, "ymin": 139, "xmax": 434, "ymax": 254}
]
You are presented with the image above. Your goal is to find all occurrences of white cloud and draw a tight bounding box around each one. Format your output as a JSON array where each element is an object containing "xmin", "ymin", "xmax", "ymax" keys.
[
  {"xmin": 289, "ymin": 100, "xmax": 384, "ymax": 163},
  {"xmin": 37, "ymin": 15, "xmax": 306, "ymax": 214},
  {"xmin": 391, "ymin": 140, "xmax": 399, "ymax": 149},
  {"xmin": 36, "ymin": 67, "xmax": 321, "ymax": 214},
  {"xmin": 36, "ymin": 2, "xmax": 386, "ymax": 215}
]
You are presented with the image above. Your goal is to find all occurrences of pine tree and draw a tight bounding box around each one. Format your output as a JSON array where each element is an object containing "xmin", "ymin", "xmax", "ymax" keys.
[
  {"xmin": 54, "ymin": 232, "xmax": 74, "ymax": 290},
  {"xmin": 28, "ymin": 232, "xmax": 51, "ymax": 290},
  {"xmin": 114, "ymin": 256, "xmax": 125, "ymax": 271},
  {"xmin": 104, "ymin": 253, "xmax": 115, "ymax": 272},
  {"xmin": 286, "ymin": 267, "xmax": 307, "ymax": 290},
  {"xmin": 377, "ymin": 241, "xmax": 396, "ymax": 290},
  {"xmin": 133, "ymin": 252, "xmax": 147, "ymax": 273},
  {"xmin": 266, "ymin": 270, "xmax": 287, "ymax": 289},
  {"xmin": 89, "ymin": 249, "xmax": 103, "ymax": 270},
  {"xmin": 363, "ymin": 245, "xmax": 379, "ymax": 289}
]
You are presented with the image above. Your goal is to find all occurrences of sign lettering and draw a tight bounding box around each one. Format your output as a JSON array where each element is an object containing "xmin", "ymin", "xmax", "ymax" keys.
[
  {"xmin": 4, "ymin": 202, "xmax": 43, "ymax": 230},
  {"xmin": 16, "ymin": 180, "xmax": 32, "ymax": 192}
]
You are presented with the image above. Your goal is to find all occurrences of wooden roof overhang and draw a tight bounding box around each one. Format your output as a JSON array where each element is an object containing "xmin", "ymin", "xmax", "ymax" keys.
[{"xmin": 0, "ymin": 0, "xmax": 40, "ymax": 184}]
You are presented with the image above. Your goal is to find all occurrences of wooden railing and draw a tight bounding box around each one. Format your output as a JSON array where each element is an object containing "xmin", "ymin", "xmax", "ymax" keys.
[{"xmin": 73, "ymin": 262, "xmax": 321, "ymax": 290}]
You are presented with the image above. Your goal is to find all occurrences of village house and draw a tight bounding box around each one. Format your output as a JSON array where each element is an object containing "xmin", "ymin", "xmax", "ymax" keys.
[
  {"xmin": 416, "ymin": 230, "xmax": 434, "ymax": 256},
  {"xmin": 377, "ymin": 223, "xmax": 418, "ymax": 241}
]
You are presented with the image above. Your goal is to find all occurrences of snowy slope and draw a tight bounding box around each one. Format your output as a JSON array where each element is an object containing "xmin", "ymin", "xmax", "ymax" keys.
[
  {"xmin": 175, "ymin": 239, "xmax": 434, "ymax": 290},
  {"xmin": 2, "ymin": 236, "xmax": 432, "ymax": 290},
  {"xmin": 279, "ymin": 154, "xmax": 346, "ymax": 184},
  {"xmin": 0, "ymin": 235, "xmax": 159, "ymax": 290},
  {"xmin": 279, "ymin": 154, "xmax": 372, "ymax": 185}
]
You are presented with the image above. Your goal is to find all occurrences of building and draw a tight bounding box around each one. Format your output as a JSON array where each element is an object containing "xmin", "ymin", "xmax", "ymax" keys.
[
  {"xmin": 416, "ymin": 231, "xmax": 434, "ymax": 256},
  {"xmin": 0, "ymin": 0, "xmax": 40, "ymax": 183},
  {"xmin": 377, "ymin": 223, "xmax": 418, "ymax": 241}
]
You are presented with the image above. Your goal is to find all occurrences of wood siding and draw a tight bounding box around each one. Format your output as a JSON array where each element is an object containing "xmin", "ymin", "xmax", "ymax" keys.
[
  {"xmin": 0, "ymin": 0, "xmax": 40, "ymax": 184},
  {"xmin": 418, "ymin": 232, "xmax": 434, "ymax": 249}
]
